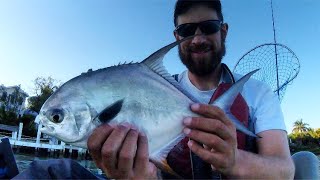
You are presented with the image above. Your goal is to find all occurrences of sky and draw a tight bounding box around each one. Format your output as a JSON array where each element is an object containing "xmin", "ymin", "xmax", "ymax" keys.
[{"xmin": 0, "ymin": 0, "xmax": 319, "ymax": 133}]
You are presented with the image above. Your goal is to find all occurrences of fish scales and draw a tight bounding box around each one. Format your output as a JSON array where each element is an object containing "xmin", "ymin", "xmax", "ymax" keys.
[{"xmin": 41, "ymin": 62, "xmax": 196, "ymax": 153}]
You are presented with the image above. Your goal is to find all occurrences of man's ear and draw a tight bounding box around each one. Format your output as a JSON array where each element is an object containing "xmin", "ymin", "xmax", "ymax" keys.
[
  {"xmin": 221, "ymin": 23, "xmax": 229, "ymax": 41},
  {"xmin": 173, "ymin": 30, "xmax": 181, "ymax": 41}
]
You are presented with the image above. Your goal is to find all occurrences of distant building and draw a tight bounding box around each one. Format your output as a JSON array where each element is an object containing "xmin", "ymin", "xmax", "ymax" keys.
[{"xmin": 0, "ymin": 85, "xmax": 29, "ymax": 116}]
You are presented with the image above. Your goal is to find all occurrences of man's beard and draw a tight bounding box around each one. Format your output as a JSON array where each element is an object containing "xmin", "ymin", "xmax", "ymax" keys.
[{"xmin": 179, "ymin": 41, "xmax": 226, "ymax": 77}]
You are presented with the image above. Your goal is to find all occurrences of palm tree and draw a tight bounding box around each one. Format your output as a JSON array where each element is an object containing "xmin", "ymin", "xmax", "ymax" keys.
[
  {"xmin": 292, "ymin": 119, "xmax": 310, "ymax": 134},
  {"xmin": 315, "ymin": 128, "xmax": 320, "ymax": 138}
]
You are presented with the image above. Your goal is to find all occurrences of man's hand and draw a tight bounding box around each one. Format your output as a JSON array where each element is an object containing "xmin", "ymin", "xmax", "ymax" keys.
[
  {"xmin": 183, "ymin": 103, "xmax": 238, "ymax": 175},
  {"xmin": 87, "ymin": 123, "xmax": 158, "ymax": 179}
]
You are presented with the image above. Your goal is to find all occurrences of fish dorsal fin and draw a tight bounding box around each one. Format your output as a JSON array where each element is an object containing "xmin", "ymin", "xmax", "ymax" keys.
[
  {"xmin": 142, "ymin": 35, "xmax": 194, "ymax": 70},
  {"xmin": 141, "ymin": 36, "xmax": 200, "ymax": 103},
  {"xmin": 93, "ymin": 99, "xmax": 124, "ymax": 124}
]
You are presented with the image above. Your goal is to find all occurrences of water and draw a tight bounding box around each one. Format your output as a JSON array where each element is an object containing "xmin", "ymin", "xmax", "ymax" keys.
[
  {"xmin": 14, "ymin": 154, "xmax": 103, "ymax": 175},
  {"xmin": 14, "ymin": 153, "xmax": 320, "ymax": 178}
]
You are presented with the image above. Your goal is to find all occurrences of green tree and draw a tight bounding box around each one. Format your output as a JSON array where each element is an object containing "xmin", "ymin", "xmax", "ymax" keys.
[
  {"xmin": 20, "ymin": 114, "xmax": 37, "ymax": 137},
  {"xmin": 292, "ymin": 119, "xmax": 310, "ymax": 134},
  {"xmin": 0, "ymin": 85, "xmax": 26, "ymax": 125},
  {"xmin": 289, "ymin": 119, "xmax": 317, "ymax": 146},
  {"xmin": 307, "ymin": 128, "xmax": 315, "ymax": 138},
  {"xmin": 314, "ymin": 128, "xmax": 320, "ymax": 138},
  {"xmin": 28, "ymin": 77, "xmax": 60, "ymax": 113}
]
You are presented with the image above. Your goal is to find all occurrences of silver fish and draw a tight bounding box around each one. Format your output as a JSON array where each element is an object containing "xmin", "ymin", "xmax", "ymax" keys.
[{"xmin": 36, "ymin": 36, "xmax": 258, "ymax": 175}]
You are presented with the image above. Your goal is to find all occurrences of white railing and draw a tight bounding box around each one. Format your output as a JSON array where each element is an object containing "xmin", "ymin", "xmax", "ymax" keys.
[{"xmin": 0, "ymin": 122, "xmax": 86, "ymax": 153}]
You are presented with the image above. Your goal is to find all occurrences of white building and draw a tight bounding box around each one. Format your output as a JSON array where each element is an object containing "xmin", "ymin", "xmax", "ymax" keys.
[{"xmin": 0, "ymin": 85, "xmax": 29, "ymax": 116}]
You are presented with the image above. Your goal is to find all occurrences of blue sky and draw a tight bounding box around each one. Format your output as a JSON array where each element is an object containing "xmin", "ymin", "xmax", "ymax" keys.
[{"xmin": 0, "ymin": 0, "xmax": 319, "ymax": 133}]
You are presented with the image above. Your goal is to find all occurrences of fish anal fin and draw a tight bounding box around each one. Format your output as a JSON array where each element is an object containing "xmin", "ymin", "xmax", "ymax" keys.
[
  {"xmin": 150, "ymin": 157, "xmax": 182, "ymax": 179},
  {"xmin": 150, "ymin": 133, "xmax": 186, "ymax": 178}
]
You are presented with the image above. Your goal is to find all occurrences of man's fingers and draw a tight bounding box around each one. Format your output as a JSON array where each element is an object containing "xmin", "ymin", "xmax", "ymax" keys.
[
  {"xmin": 87, "ymin": 124, "xmax": 114, "ymax": 168},
  {"xmin": 117, "ymin": 129, "xmax": 139, "ymax": 177},
  {"xmin": 183, "ymin": 117, "xmax": 233, "ymax": 140},
  {"xmin": 188, "ymin": 139, "xmax": 225, "ymax": 169},
  {"xmin": 184, "ymin": 128, "xmax": 228, "ymax": 152},
  {"xmin": 134, "ymin": 132, "xmax": 149, "ymax": 171},
  {"xmin": 101, "ymin": 124, "xmax": 131, "ymax": 170},
  {"xmin": 88, "ymin": 123, "xmax": 153, "ymax": 178},
  {"xmin": 190, "ymin": 104, "xmax": 233, "ymax": 127}
]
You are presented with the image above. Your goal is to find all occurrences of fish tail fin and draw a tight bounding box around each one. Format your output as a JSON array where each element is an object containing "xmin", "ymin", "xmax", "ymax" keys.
[
  {"xmin": 225, "ymin": 110, "xmax": 260, "ymax": 138},
  {"xmin": 210, "ymin": 69, "xmax": 259, "ymax": 138}
]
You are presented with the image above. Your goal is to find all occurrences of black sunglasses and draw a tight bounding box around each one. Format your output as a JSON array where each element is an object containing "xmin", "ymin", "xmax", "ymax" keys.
[{"xmin": 174, "ymin": 20, "xmax": 223, "ymax": 37}]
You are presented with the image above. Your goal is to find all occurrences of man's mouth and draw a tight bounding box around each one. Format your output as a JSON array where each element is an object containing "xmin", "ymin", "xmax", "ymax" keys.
[
  {"xmin": 189, "ymin": 45, "xmax": 212, "ymax": 55},
  {"xmin": 189, "ymin": 47, "xmax": 212, "ymax": 57},
  {"xmin": 191, "ymin": 49, "xmax": 211, "ymax": 54}
]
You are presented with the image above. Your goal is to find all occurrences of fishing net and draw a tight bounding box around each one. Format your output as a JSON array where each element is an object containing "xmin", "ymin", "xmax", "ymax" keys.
[{"xmin": 233, "ymin": 43, "xmax": 300, "ymax": 102}]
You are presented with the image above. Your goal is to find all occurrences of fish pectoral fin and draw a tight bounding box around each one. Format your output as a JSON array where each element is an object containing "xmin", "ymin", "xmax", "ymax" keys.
[
  {"xmin": 150, "ymin": 133, "xmax": 186, "ymax": 178},
  {"xmin": 93, "ymin": 99, "xmax": 124, "ymax": 124}
]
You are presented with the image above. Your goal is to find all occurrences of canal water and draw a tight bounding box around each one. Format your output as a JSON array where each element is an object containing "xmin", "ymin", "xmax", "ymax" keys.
[
  {"xmin": 14, "ymin": 154, "xmax": 103, "ymax": 176},
  {"xmin": 13, "ymin": 153, "xmax": 320, "ymax": 178}
]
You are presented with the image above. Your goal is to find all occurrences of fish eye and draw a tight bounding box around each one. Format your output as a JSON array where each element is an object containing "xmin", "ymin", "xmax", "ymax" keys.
[
  {"xmin": 52, "ymin": 114, "xmax": 60, "ymax": 122},
  {"xmin": 50, "ymin": 109, "xmax": 64, "ymax": 123}
]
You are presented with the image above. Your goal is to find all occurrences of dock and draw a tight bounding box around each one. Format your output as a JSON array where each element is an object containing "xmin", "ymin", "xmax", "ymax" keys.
[{"xmin": 0, "ymin": 123, "xmax": 88, "ymax": 159}]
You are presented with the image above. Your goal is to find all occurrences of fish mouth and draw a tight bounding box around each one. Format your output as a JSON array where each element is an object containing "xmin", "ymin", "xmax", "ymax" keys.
[
  {"xmin": 40, "ymin": 124, "xmax": 55, "ymax": 134},
  {"xmin": 37, "ymin": 113, "xmax": 56, "ymax": 134}
]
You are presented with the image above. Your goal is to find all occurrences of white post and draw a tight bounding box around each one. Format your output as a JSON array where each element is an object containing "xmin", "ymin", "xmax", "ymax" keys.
[
  {"xmin": 18, "ymin": 123, "xmax": 23, "ymax": 141},
  {"xmin": 78, "ymin": 148, "xmax": 85, "ymax": 159},
  {"xmin": 12, "ymin": 131, "xmax": 17, "ymax": 140},
  {"xmin": 60, "ymin": 141, "xmax": 65, "ymax": 147},
  {"xmin": 60, "ymin": 141, "xmax": 65, "ymax": 152},
  {"xmin": 60, "ymin": 141, "xmax": 66, "ymax": 157},
  {"xmin": 36, "ymin": 123, "xmax": 42, "ymax": 146},
  {"xmin": 69, "ymin": 145, "xmax": 73, "ymax": 153}
]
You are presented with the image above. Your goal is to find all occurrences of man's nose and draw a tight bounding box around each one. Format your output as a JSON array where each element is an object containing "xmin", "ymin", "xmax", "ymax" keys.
[{"xmin": 191, "ymin": 27, "xmax": 206, "ymax": 44}]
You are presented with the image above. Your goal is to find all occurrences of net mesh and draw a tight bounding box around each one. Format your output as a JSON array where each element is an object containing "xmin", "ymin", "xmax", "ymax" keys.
[{"xmin": 233, "ymin": 43, "xmax": 300, "ymax": 102}]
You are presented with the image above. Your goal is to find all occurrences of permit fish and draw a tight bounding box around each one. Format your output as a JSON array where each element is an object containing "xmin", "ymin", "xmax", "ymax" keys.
[{"xmin": 36, "ymin": 36, "xmax": 258, "ymax": 176}]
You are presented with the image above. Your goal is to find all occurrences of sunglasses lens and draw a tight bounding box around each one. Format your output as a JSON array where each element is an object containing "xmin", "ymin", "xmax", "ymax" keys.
[
  {"xmin": 176, "ymin": 20, "xmax": 222, "ymax": 37},
  {"xmin": 200, "ymin": 21, "xmax": 221, "ymax": 35},
  {"xmin": 176, "ymin": 24, "xmax": 197, "ymax": 37}
]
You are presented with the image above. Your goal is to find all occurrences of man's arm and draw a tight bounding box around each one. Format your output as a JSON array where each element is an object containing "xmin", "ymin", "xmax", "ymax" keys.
[
  {"xmin": 228, "ymin": 130, "xmax": 295, "ymax": 179},
  {"xmin": 184, "ymin": 103, "xmax": 295, "ymax": 179}
]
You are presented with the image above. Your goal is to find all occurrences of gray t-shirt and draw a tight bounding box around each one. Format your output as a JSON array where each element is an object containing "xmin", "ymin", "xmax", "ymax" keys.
[{"xmin": 177, "ymin": 70, "xmax": 287, "ymax": 134}]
